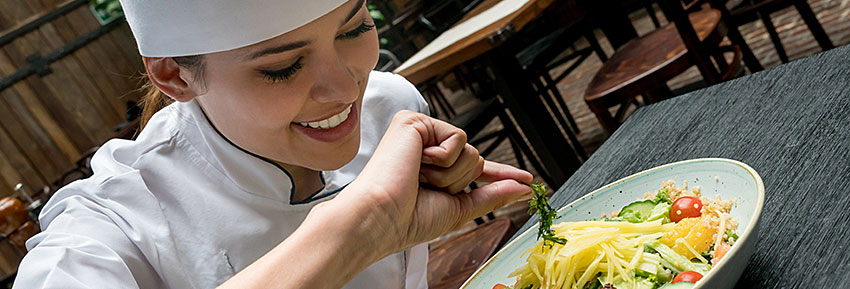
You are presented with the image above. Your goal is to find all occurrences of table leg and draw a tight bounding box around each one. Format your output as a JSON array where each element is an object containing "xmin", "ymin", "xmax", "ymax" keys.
[
  {"xmin": 586, "ymin": 0, "xmax": 639, "ymax": 50},
  {"xmin": 482, "ymin": 50, "xmax": 582, "ymax": 186}
]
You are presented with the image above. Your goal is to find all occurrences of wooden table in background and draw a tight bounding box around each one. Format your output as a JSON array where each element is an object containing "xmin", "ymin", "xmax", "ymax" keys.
[{"xmin": 396, "ymin": 0, "xmax": 582, "ymax": 185}]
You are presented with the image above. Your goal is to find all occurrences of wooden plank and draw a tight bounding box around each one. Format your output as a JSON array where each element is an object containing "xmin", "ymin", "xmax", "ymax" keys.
[
  {"xmin": 107, "ymin": 23, "xmax": 145, "ymax": 75},
  {"xmin": 9, "ymin": 82, "xmax": 79, "ymax": 162},
  {"xmin": 0, "ymin": 36, "xmax": 105, "ymax": 146},
  {"xmin": 0, "ymin": 89, "xmax": 62, "ymax": 181},
  {"xmin": 1, "ymin": 86, "xmax": 73, "ymax": 170},
  {"xmin": 5, "ymin": 1, "xmax": 118, "ymax": 142},
  {"xmin": 103, "ymin": 27, "xmax": 147, "ymax": 100},
  {"xmin": 0, "ymin": 239, "xmax": 23, "ymax": 279},
  {"xmin": 0, "ymin": 2, "xmax": 96, "ymax": 150},
  {"xmin": 25, "ymin": 0, "xmax": 127, "ymax": 122},
  {"xmin": 0, "ymin": 149, "xmax": 24, "ymax": 192},
  {"xmin": 0, "ymin": 45, "xmax": 94, "ymax": 150},
  {"xmin": 0, "ymin": 46, "xmax": 80, "ymax": 162},
  {"xmin": 82, "ymin": 18, "xmax": 146, "ymax": 108},
  {"xmin": 104, "ymin": 25, "xmax": 146, "ymax": 107},
  {"xmin": 49, "ymin": 1, "xmax": 142, "ymax": 124},
  {"xmin": 0, "ymin": 167, "xmax": 9, "ymax": 193},
  {"xmin": 62, "ymin": 5, "xmax": 134, "ymax": 120},
  {"xmin": 0, "ymin": 124, "xmax": 44, "ymax": 191}
]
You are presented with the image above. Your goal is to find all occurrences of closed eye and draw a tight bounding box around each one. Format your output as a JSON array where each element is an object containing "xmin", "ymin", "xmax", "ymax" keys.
[
  {"xmin": 337, "ymin": 20, "xmax": 375, "ymax": 40},
  {"xmin": 259, "ymin": 57, "xmax": 304, "ymax": 82}
]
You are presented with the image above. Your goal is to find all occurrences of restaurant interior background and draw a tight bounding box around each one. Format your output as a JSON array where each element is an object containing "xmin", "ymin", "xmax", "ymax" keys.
[{"xmin": 0, "ymin": 0, "xmax": 847, "ymax": 287}]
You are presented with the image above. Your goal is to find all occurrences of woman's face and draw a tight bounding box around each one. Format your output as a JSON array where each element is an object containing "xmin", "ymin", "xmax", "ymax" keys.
[{"xmin": 190, "ymin": 0, "xmax": 378, "ymax": 171}]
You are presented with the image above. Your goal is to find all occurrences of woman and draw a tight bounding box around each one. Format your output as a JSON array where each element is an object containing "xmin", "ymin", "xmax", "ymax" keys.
[{"xmin": 14, "ymin": 0, "xmax": 534, "ymax": 288}]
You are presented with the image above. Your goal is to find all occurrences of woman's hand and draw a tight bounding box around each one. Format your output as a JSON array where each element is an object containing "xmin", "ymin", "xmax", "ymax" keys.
[
  {"xmin": 333, "ymin": 110, "xmax": 533, "ymax": 256},
  {"xmin": 219, "ymin": 111, "xmax": 533, "ymax": 289}
]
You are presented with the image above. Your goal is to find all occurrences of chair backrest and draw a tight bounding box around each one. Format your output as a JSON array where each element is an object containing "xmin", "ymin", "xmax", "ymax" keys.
[
  {"xmin": 376, "ymin": 49, "xmax": 401, "ymax": 72},
  {"xmin": 655, "ymin": 0, "xmax": 733, "ymax": 84}
]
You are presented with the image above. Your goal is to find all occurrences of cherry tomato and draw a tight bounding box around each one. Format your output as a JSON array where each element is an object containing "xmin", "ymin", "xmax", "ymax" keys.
[
  {"xmin": 492, "ymin": 284, "xmax": 508, "ymax": 289},
  {"xmin": 672, "ymin": 271, "xmax": 703, "ymax": 283},
  {"xmin": 670, "ymin": 196, "xmax": 703, "ymax": 222}
]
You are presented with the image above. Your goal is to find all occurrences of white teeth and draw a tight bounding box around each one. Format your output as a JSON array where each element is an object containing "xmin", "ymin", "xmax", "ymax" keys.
[
  {"xmin": 328, "ymin": 115, "xmax": 341, "ymax": 127},
  {"xmin": 297, "ymin": 104, "xmax": 353, "ymax": 130}
]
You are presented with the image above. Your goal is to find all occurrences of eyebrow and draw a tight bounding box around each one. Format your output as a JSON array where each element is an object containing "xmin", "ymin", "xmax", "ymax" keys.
[
  {"xmin": 247, "ymin": 0, "xmax": 364, "ymax": 61},
  {"xmin": 247, "ymin": 41, "xmax": 310, "ymax": 60}
]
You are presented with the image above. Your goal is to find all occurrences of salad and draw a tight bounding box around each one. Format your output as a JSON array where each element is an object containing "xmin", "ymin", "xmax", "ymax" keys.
[{"xmin": 494, "ymin": 181, "xmax": 738, "ymax": 289}]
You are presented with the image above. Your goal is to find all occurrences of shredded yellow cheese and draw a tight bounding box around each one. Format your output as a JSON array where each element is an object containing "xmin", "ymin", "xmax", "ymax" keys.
[{"xmin": 511, "ymin": 220, "xmax": 674, "ymax": 289}]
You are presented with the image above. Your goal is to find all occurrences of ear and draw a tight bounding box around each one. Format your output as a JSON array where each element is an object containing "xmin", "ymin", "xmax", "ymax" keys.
[{"xmin": 143, "ymin": 57, "xmax": 198, "ymax": 102}]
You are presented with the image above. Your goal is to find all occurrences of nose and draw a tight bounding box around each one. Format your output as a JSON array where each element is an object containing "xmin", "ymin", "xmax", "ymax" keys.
[{"xmin": 308, "ymin": 49, "xmax": 360, "ymax": 105}]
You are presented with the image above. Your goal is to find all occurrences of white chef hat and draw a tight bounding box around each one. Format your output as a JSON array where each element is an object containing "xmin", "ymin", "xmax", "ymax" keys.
[{"xmin": 119, "ymin": 0, "xmax": 348, "ymax": 57}]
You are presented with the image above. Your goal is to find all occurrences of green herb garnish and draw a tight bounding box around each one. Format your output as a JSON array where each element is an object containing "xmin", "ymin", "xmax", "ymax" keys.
[
  {"xmin": 529, "ymin": 183, "xmax": 567, "ymax": 248},
  {"xmin": 653, "ymin": 188, "xmax": 672, "ymax": 204},
  {"xmin": 725, "ymin": 230, "xmax": 739, "ymax": 242}
]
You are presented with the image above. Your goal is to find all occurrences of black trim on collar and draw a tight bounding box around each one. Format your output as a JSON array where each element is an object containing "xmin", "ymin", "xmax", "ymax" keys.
[{"xmin": 197, "ymin": 104, "xmax": 333, "ymax": 204}]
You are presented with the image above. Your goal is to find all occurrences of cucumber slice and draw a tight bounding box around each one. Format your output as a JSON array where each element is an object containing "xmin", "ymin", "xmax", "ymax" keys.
[
  {"xmin": 618, "ymin": 200, "xmax": 656, "ymax": 223},
  {"xmin": 658, "ymin": 282, "xmax": 696, "ymax": 289},
  {"xmin": 647, "ymin": 202, "xmax": 672, "ymax": 223}
]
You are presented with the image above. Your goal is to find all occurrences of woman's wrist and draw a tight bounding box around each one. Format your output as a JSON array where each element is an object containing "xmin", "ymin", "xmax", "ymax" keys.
[{"xmin": 217, "ymin": 192, "xmax": 388, "ymax": 289}]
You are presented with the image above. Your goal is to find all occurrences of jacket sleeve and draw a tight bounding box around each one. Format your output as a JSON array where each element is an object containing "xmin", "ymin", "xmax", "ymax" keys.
[{"xmin": 14, "ymin": 183, "xmax": 164, "ymax": 289}]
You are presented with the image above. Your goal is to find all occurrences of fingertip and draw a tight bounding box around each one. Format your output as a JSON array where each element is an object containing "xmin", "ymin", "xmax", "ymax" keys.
[
  {"xmin": 516, "ymin": 169, "xmax": 533, "ymax": 185},
  {"xmin": 478, "ymin": 161, "xmax": 534, "ymax": 185}
]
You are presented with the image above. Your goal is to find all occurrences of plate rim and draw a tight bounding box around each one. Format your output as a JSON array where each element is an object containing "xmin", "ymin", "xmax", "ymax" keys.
[{"xmin": 460, "ymin": 157, "xmax": 766, "ymax": 289}]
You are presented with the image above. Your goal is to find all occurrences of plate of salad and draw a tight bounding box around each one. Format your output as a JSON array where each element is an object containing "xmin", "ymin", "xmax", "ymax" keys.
[{"xmin": 461, "ymin": 158, "xmax": 764, "ymax": 289}]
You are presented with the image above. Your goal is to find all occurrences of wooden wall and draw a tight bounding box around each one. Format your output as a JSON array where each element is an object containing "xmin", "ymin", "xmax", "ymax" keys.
[{"xmin": 0, "ymin": 0, "xmax": 144, "ymax": 198}]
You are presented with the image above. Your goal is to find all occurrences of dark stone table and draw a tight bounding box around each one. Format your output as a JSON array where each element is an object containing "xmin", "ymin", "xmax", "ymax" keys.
[{"xmin": 515, "ymin": 44, "xmax": 850, "ymax": 288}]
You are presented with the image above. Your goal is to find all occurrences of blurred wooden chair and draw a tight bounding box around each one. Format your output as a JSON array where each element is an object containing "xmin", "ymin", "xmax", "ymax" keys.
[
  {"xmin": 584, "ymin": 0, "xmax": 756, "ymax": 134},
  {"xmin": 427, "ymin": 216, "xmax": 512, "ymax": 289},
  {"xmin": 512, "ymin": 2, "xmax": 608, "ymax": 160},
  {"xmin": 727, "ymin": 0, "xmax": 833, "ymax": 63},
  {"xmin": 646, "ymin": 0, "xmax": 835, "ymax": 63},
  {"xmin": 378, "ymin": 48, "xmax": 553, "ymax": 184}
]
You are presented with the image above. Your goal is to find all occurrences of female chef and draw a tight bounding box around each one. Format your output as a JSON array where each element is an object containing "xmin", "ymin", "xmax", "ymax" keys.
[{"xmin": 13, "ymin": 0, "xmax": 534, "ymax": 288}]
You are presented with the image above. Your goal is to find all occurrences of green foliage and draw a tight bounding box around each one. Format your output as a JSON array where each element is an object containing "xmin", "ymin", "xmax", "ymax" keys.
[
  {"xmin": 91, "ymin": 0, "xmax": 122, "ymax": 14},
  {"xmin": 725, "ymin": 230, "xmax": 739, "ymax": 242},
  {"xmin": 653, "ymin": 188, "xmax": 672, "ymax": 204},
  {"xmin": 529, "ymin": 184, "xmax": 567, "ymax": 248}
]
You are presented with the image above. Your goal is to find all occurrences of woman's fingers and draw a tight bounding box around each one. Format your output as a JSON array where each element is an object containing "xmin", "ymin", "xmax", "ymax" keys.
[
  {"xmin": 441, "ymin": 156, "xmax": 484, "ymax": 194},
  {"xmin": 455, "ymin": 179, "xmax": 533, "ymax": 222},
  {"xmin": 476, "ymin": 161, "xmax": 534, "ymax": 185},
  {"xmin": 420, "ymin": 119, "xmax": 467, "ymax": 167},
  {"xmin": 419, "ymin": 144, "xmax": 482, "ymax": 191}
]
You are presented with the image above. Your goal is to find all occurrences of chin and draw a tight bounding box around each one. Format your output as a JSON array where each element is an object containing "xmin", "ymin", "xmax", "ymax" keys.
[{"xmin": 306, "ymin": 140, "xmax": 360, "ymax": 171}]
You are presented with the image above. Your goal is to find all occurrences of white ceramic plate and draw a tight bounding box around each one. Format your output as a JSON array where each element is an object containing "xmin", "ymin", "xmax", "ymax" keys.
[{"xmin": 461, "ymin": 158, "xmax": 765, "ymax": 289}]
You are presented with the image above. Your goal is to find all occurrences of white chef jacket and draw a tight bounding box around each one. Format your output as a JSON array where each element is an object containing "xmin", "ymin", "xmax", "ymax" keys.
[{"xmin": 14, "ymin": 71, "xmax": 430, "ymax": 289}]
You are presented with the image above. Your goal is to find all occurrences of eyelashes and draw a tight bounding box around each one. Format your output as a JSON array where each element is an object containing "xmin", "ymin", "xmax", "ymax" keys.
[
  {"xmin": 260, "ymin": 57, "xmax": 303, "ymax": 82},
  {"xmin": 337, "ymin": 22, "xmax": 375, "ymax": 40},
  {"xmin": 259, "ymin": 20, "xmax": 375, "ymax": 83}
]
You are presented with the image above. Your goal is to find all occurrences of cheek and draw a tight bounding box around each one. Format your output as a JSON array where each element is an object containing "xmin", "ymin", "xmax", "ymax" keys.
[
  {"xmin": 204, "ymin": 71, "xmax": 307, "ymax": 130},
  {"xmin": 341, "ymin": 32, "xmax": 380, "ymax": 74}
]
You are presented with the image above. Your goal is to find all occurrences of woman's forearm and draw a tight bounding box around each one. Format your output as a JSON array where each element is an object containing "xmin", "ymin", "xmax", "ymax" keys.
[{"xmin": 217, "ymin": 199, "xmax": 386, "ymax": 289}]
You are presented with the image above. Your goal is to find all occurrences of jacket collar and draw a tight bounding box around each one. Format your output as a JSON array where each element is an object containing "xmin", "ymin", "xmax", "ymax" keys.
[{"xmin": 173, "ymin": 100, "xmax": 341, "ymax": 205}]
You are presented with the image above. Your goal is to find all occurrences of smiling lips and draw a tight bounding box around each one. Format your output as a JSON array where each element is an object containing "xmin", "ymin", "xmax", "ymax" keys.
[{"xmin": 297, "ymin": 104, "xmax": 353, "ymax": 129}]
